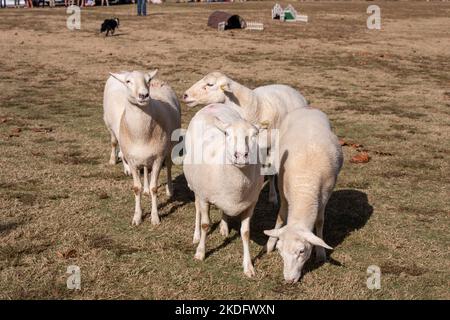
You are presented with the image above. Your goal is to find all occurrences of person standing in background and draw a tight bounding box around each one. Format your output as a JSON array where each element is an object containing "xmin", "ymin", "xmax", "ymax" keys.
[
  {"xmin": 101, "ymin": 0, "xmax": 109, "ymax": 6},
  {"xmin": 137, "ymin": 0, "xmax": 147, "ymax": 16},
  {"xmin": 1, "ymin": 0, "xmax": 6, "ymax": 9}
]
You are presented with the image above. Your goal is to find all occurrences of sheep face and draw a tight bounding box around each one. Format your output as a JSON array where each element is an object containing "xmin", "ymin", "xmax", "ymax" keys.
[
  {"xmin": 110, "ymin": 70, "xmax": 158, "ymax": 107},
  {"xmin": 264, "ymin": 225, "xmax": 332, "ymax": 283},
  {"xmin": 214, "ymin": 117, "xmax": 259, "ymax": 167},
  {"xmin": 183, "ymin": 72, "xmax": 230, "ymax": 108}
]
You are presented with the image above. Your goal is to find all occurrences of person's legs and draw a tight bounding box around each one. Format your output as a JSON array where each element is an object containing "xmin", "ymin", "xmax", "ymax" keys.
[
  {"xmin": 137, "ymin": 0, "xmax": 142, "ymax": 15},
  {"xmin": 142, "ymin": 0, "xmax": 146, "ymax": 16}
]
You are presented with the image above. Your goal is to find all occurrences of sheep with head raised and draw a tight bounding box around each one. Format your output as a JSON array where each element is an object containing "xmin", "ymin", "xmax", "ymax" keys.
[
  {"xmin": 264, "ymin": 107, "xmax": 343, "ymax": 283},
  {"xmin": 183, "ymin": 103, "xmax": 264, "ymax": 277},
  {"xmin": 108, "ymin": 70, "xmax": 181, "ymax": 226},
  {"xmin": 182, "ymin": 71, "xmax": 308, "ymax": 129},
  {"xmin": 103, "ymin": 76, "xmax": 174, "ymax": 176}
]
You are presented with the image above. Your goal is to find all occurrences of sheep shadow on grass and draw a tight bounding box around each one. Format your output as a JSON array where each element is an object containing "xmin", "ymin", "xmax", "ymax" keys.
[
  {"xmin": 150, "ymin": 173, "xmax": 194, "ymax": 220},
  {"xmin": 305, "ymin": 189, "xmax": 373, "ymax": 274},
  {"xmin": 250, "ymin": 188, "xmax": 373, "ymax": 270},
  {"xmin": 175, "ymin": 171, "xmax": 372, "ymax": 271}
]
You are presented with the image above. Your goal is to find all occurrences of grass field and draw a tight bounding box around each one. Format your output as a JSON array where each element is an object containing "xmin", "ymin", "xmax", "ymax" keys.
[{"xmin": 0, "ymin": 1, "xmax": 449, "ymax": 299}]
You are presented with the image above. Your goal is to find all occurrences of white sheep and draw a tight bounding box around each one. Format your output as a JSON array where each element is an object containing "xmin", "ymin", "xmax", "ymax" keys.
[
  {"xmin": 264, "ymin": 107, "xmax": 343, "ymax": 283},
  {"xmin": 183, "ymin": 103, "xmax": 264, "ymax": 277},
  {"xmin": 182, "ymin": 71, "xmax": 308, "ymax": 130},
  {"xmin": 103, "ymin": 76, "xmax": 171, "ymax": 176},
  {"xmin": 183, "ymin": 72, "xmax": 308, "ymax": 219},
  {"xmin": 103, "ymin": 73, "xmax": 132, "ymax": 175},
  {"xmin": 109, "ymin": 70, "xmax": 181, "ymax": 226}
]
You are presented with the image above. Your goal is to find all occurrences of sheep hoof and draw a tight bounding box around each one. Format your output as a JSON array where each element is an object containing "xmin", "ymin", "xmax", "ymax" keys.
[
  {"xmin": 244, "ymin": 265, "xmax": 256, "ymax": 278},
  {"xmin": 151, "ymin": 216, "xmax": 161, "ymax": 226},
  {"xmin": 193, "ymin": 235, "xmax": 200, "ymax": 244},
  {"xmin": 165, "ymin": 185, "xmax": 173, "ymax": 197},
  {"xmin": 143, "ymin": 189, "xmax": 150, "ymax": 196},
  {"xmin": 219, "ymin": 222, "xmax": 229, "ymax": 237},
  {"xmin": 269, "ymin": 196, "xmax": 278, "ymax": 207},
  {"xmin": 109, "ymin": 159, "xmax": 117, "ymax": 165},
  {"xmin": 132, "ymin": 216, "xmax": 142, "ymax": 226},
  {"xmin": 194, "ymin": 250, "xmax": 205, "ymax": 261}
]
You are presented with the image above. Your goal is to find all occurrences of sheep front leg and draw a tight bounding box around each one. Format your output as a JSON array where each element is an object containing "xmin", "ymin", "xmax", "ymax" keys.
[
  {"xmin": 241, "ymin": 205, "xmax": 256, "ymax": 277},
  {"xmin": 109, "ymin": 132, "xmax": 118, "ymax": 165},
  {"xmin": 165, "ymin": 156, "xmax": 173, "ymax": 197},
  {"xmin": 219, "ymin": 212, "xmax": 229, "ymax": 237},
  {"xmin": 119, "ymin": 150, "xmax": 131, "ymax": 176},
  {"xmin": 131, "ymin": 167, "xmax": 143, "ymax": 226},
  {"xmin": 268, "ymin": 176, "xmax": 278, "ymax": 207},
  {"xmin": 143, "ymin": 166, "xmax": 150, "ymax": 195},
  {"xmin": 193, "ymin": 196, "xmax": 201, "ymax": 244},
  {"xmin": 194, "ymin": 199, "xmax": 210, "ymax": 261},
  {"xmin": 266, "ymin": 195, "xmax": 287, "ymax": 253},
  {"xmin": 149, "ymin": 159, "xmax": 163, "ymax": 225},
  {"xmin": 315, "ymin": 205, "xmax": 327, "ymax": 263}
]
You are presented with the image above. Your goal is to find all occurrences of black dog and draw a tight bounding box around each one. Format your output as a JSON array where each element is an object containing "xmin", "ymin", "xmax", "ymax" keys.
[{"xmin": 100, "ymin": 18, "xmax": 120, "ymax": 37}]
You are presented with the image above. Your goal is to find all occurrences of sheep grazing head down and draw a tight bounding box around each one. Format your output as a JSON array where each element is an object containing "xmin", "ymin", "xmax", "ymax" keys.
[
  {"xmin": 212, "ymin": 116, "xmax": 259, "ymax": 167},
  {"xmin": 110, "ymin": 70, "xmax": 158, "ymax": 107},
  {"xmin": 183, "ymin": 72, "xmax": 231, "ymax": 108},
  {"xmin": 264, "ymin": 225, "xmax": 332, "ymax": 283}
]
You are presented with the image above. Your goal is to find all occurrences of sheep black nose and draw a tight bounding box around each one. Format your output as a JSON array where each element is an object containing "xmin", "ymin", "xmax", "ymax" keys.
[
  {"xmin": 182, "ymin": 93, "xmax": 188, "ymax": 100},
  {"xmin": 234, "ymin": 152, "xmax": 248, "ymax": 159},
  {"xmin": 139, "ymin": 93, "xmax": 149, "ymax": 99}
]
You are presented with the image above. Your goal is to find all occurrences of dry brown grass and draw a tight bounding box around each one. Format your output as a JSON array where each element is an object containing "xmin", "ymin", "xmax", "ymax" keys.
[{"xmin": 0, "ymin": 1, "xmax": 449, "ymax": 299}]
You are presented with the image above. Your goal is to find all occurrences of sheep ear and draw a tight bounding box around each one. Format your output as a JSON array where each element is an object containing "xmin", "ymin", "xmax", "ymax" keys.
[
  {"xmin": 147, "ymin": 69, "xmax": 158, "ymax": 81},
  {"xmin": 299, "ymin": 230, "xmax": 333, "ymax": 250},
  {"xmin": 213, "ymin": 117, "xmax": 229, "ymax": 133},
  {"xmin": 110, "ymin": 72, "xmax": 127, "ymax": 85},
  {"xmin": 264, "ymin": 227, "xmax": 285, "ymax": 238}
]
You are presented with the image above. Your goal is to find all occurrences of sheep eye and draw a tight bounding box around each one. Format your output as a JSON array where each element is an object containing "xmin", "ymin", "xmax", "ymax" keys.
[
  {"xmin": 126, "ymin": 80, "xmax": 131, "ymax": 84},
  {"xmin": 207, "ymin": 83, "xmax": 214, "ymax": 87},
  {"xmin": 299, "ymin": 248, "xmax": 305, "ymax": 254}
]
